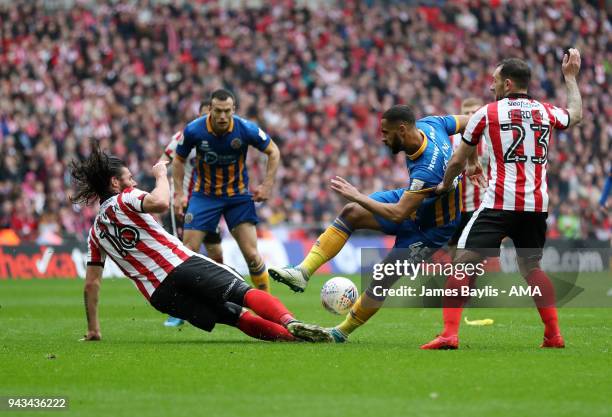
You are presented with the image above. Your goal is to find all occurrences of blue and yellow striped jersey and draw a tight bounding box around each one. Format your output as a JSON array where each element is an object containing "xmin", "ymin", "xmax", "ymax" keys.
[
  {"xmin": 175, "ymin": 115, "xmax": 271, "ymax": 198},
  {"xmin": 407, "ymin": 115, "xmax": 463, "ymax": 228}
]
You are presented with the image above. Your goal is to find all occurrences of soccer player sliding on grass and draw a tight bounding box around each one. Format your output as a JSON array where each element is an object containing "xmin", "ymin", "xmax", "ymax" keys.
[
  {"xmin": 271, "ymin": 105, "xmax": 475, "ymax": 342},
  {"xmin": 421, "ymin": 50, "xmax": 583, "ymax": 349},
  {"xmin": 70, "ymin": 146, "xmax": 331, "ymax": 343}
]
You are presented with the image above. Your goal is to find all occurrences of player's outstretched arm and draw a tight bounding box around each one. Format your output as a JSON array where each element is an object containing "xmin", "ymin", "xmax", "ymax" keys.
[
  {"xmin": 253, "ymin": 140, "xmax": 280, "ymax": 202},
  {"xmin": 562, "ymin": 48, "xmax": 582, "ymax": 127},
  {"xmin": 330, "ymin": 176, "xmax": 427, "ymax": 223},
  {"xmin": 466, "ymin": 147, "xmax": 487, "ymax": 188},
  {"xmin": 437, "ymin": 141, "xmax": 477, "ymax": 193},
  {"xmin": 171, "ymin": 156, "xmax": 187, "ymax": 215},
  {"xmin": 82, "ymin": 265, "xmax": 102, "ymax": 341},
  {"xmin": 143, "ymin": 161, "xmax": 170, "ymax": 213},
  {"xmin": 453, "ymin": 115, "xmax": 471, "ymax": 135}
]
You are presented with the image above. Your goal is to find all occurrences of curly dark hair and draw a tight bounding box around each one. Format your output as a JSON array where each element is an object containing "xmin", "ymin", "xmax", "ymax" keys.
[{"xmin": 69, "ymin": 144, "xmax": 126, "ymax": 205}]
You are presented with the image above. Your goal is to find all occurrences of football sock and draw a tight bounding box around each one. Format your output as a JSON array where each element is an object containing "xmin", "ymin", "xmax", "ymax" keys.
[
  {"xmin": 337, "ymin": 294, "xmax": 381, "ymax": 336},
  {"xmin": 524, "ymin": 268, "xmax": 560, "ymax": 338},
  {"xmin": 441, "ymin": 274, "xmax": 475, "ymax": 337},
  {"xmin": 299, "ymin": 217, "xmax": 352, "ymax": 277},
  {"xmin": 236, "ymin": 311, "xmax": 295, "ymax": 342},
  {"xmin": 441, "ymin": 308, "xmax": 463, "ymax": 338},
  {"xmin": 249, "ymin": 261, "xmax": 270, "ymax": 292},
  {"xmin": 243, "ymin": 289, "xmax": 294, "ymax": 326}
]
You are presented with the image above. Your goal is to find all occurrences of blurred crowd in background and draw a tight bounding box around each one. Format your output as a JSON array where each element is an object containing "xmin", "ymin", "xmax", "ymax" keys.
[{"xmin": 0, "ymin": 0, "xmax": 609, "ymax": 245}]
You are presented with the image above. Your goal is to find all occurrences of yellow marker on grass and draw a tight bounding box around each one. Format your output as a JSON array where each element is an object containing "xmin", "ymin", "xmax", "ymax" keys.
[{"xmin": 464, "ymin": 317, "xmax": 494, "ymax": 326}]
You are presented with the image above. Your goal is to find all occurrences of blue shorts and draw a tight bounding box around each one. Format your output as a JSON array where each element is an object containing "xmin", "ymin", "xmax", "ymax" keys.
[
  {"xmin": 184, "ymin": 193, "xmax": 259, "ymax": 232},
  {"xmin": 369, "ymin": 189, "xmax": 459, "ymax": 249}
]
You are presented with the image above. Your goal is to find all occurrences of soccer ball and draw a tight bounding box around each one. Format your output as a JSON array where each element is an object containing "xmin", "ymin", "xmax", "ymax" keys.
[{"xmin": 321, "ymin": 277, "xmax": 358, "ymax": 315}]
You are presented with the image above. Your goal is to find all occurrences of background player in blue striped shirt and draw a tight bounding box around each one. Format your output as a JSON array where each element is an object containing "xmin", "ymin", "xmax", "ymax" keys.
[{"xmin": 173, "ymin": 89, "xmax": 281, "ymax": 292}]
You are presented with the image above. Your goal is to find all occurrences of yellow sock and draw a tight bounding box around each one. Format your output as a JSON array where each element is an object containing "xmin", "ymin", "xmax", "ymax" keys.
[
  {"xmin": 299, "ymin": 218, "xmax": 352, "ymax": 277},
  {"xmin": 337, "ymin": 294, "xmax": 382, "ymax": 336},
  {"xmin": 250, "ymin": 262, "xmax": 270, "ymax": 293}
]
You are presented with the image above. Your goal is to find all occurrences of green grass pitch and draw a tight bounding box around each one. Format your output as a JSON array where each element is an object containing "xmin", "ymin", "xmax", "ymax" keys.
[{"xmin": 1, "ymin": 275, "xmax": 611, "ymax": 417}]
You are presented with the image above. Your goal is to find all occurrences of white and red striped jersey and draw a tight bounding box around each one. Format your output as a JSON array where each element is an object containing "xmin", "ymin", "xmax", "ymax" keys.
[
  {"xmin": 164, "ymin": 130, "xmax": 197, "ymax": 196},
  {"xmin": 450, "ymin": 133, "xmax": 489, "ymax": 212},
  {"xmin": 86, "ymin": 187, "xmax": 195, "ymax": 300},
  {"xmin": 463, "ymin": 94, "xmax": 570, "ymax": 212}
]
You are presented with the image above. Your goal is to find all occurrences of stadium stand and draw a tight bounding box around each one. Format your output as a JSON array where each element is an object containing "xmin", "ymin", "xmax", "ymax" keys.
[{"xmin": 0, "ymin": 0, "xmax": 609, "ymax": 244}]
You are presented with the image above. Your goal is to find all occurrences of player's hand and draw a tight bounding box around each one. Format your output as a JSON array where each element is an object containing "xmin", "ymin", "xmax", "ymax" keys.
[
  {"xmin": 435, "ymin": 182, "xmax": 451, "ymax": 195},
  {"xmin": 252, "ymin": 184, "xmax": 271, "ymax": 202},
  {"xmin": 152, "ymin": 160, "xmax": 169, "ymax": 178},
  {"xmin": 435, "ymin": 177, "xmax": 460, "ymax": 195},
  {"xmin": 562, "ymin": 48, "xmax": 581, "ymax": 79},
  {"xmin": 330, "ymin": 176, "xmax": 361, "ymax": 202},
  {"xmin": 466, "ymin": 162, "xmax": 487, "ymax": 188},
  {"xmin": 174, "ymin": 193, "xmax": 187, "ymax": 217},
  {"xmin": 80, "ymin": 330, "xmax": 101, "ymax": 341}
]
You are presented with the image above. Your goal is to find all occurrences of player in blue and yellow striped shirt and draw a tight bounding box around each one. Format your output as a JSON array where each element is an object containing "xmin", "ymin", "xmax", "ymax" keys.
[
  {"xmin": 271, "ymin": 105, "xmax": 473, "ymax": 342},
  {"xmin": 173, "ymin": 89, "xmax": 281, "ymax": 292}
]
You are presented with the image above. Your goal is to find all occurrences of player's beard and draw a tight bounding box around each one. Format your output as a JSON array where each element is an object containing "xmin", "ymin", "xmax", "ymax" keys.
[
  {"xmin": 390, "ymin": 135, "xmax": 402, "ymax": 154},
  {"xmin": 383, "ymin": 133, "xmax": 403, "ymax": 155},
  {"xmin": 384, "ymin": 143, "xmax": 400, "ymax": 155}
]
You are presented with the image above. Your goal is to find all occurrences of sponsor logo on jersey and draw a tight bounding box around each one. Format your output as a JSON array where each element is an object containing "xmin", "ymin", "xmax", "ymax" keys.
[
  {"xmin": 428, "ymin": 146, "xmax": 439, "ymax": 170},
  {"xmin": 204, "ymin": 152, "xmax": 218, "ymax": 164}
]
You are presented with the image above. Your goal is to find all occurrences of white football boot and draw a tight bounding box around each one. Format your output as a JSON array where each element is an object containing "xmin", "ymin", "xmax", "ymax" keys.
[{"xmin": 268, "ymin": 266, "xmax": 309, "ymax": 293}]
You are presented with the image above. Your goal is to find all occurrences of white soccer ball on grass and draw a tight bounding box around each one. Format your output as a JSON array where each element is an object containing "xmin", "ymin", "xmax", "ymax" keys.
[{"xmin": 321, "ymin": 277, "xmax": 358, "ymax": 315}]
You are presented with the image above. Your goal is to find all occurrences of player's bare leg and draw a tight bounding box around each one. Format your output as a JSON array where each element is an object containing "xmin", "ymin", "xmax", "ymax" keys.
[
  {"xmin": 182, "ymin": 229, "xmax": 206, "ymax": 252},
  {"xmin": 231, "ymin": 222, "xmax": 270, "ymax": 292},
  {"xmin": 269, "ymin": 203, "xmax": 382, "ymax": 292},
  {"xmin": 204, "ymin": 243, "xmax": 223, "ymax": 263},
  {"xmin": 517, "ymin": 257, "xmax": 564, "ymax": 348},
  {"xmin": 203, "ymin": 231, "xmax": 224, "ymax": 264}
]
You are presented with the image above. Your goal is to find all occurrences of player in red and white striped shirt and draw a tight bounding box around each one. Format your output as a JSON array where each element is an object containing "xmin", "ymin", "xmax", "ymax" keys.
[
  {"xmin": 447, "ymin": 97, "xmax": 487, "ymax": 253},
  {"xmin": 164, "ymin": 130, "xmax": 197, "ymax": 201},
  {"xmin": 71, "ymin": 146, "xmax": 331, "ymax": 343},
  {"xmin": 423, "ymin": 50, "xmax": 583, "ymax": 350}
]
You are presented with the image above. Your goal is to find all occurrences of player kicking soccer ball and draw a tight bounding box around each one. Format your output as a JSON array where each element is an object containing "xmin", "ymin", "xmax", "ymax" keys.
[
  {"xmin": 272, "ymin": 105, "xmax": 473, "ymax": 342},
  {"xmin": 70, "ymin": 145, "xmax": 331, "ymax": 343}
]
